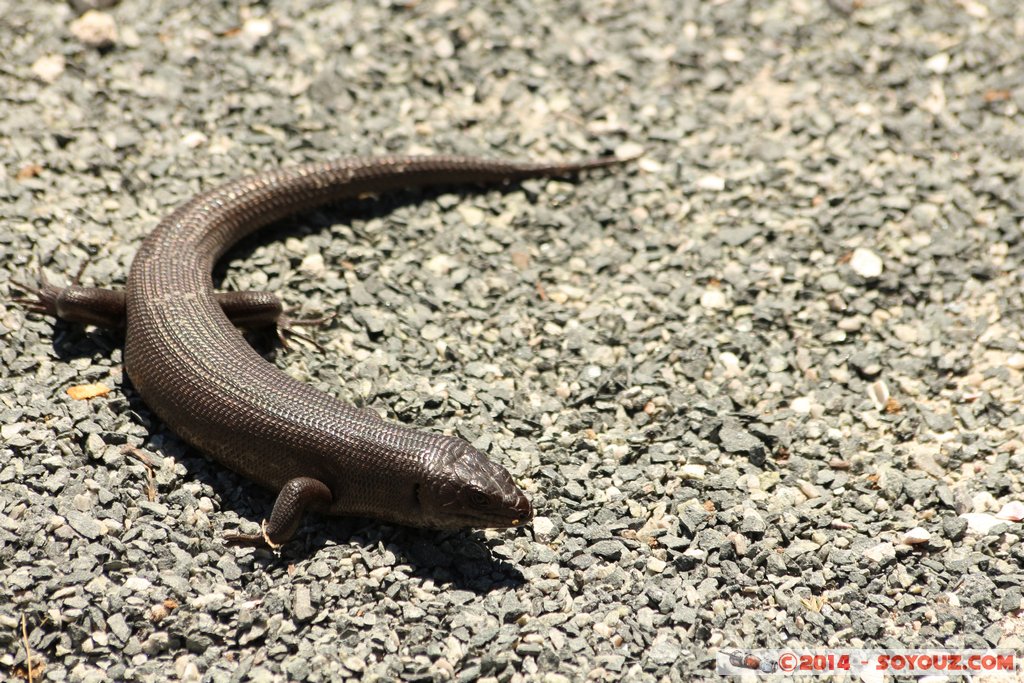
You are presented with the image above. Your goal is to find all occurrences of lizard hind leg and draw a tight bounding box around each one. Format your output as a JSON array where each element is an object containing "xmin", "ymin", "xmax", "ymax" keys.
[
  {"xmin": 11, "ymin": 266, "xmax": 127, "ymax": 328},
  {"xmin": 214, "ymin": 290, "xmax": 333, "ymax": 351}
]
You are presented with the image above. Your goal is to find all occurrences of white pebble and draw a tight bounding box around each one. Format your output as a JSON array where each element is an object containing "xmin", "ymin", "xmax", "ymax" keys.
[
  {"xmin": 432, "ymin": 35, "xmax": 455, "ymax": 59},
  {"xmin": 901, "ymin": 527, "xmax": 930, "ymax": 545},
  {"xmin": 31, "ymin": 54, "xmax": 65, "ymax": 83},
  {"xmin": 70, "ymin": 10, "xmax": 118, "ymax": 48},
  {"xmin": 175, "ymin": 657, "xmax": 201, "ymax": 683},
  {"xmin": 420, "ymin": 324, "xmax": 444, "ymax": 341},
  {"xmin": 615, "ymin": 142, "xmax": 645, "ymax": 160},
  {"xmin": 457, "ymin": 205, "xmax": 485, "ymax": 226},
  {"xmin": 425, "ymin": 254, "xmax": 457, "ymax": 276},
  {"xmin": 892, "ymin": 324, "xmax": 918, "ymax": 343},
  {"xmin": 859, "ymin": 664, "xmax": 887, "ymax": 683},
  {"xmin": 532, "ymin": 516, "xmax": 555, "ymax": 537},
  {"xmin": 700, "ymin": 288, "xmax": 727, "ymax": 309},
  {"xmin": 925, "ymin": 52, "xmax": 950, "ymax": 74},
  {"xmin": 790, "ymin": 396, "xmax": 813, "ymax": 414},
  {"xmin": 696, "ymin": 175, "xmax": 725, "ymax": 192},
  {"xmin": 996, "ymin": 502, "xmax": 1024, "ymax": 522},
  {"xmin": 721, "ymin": 45, "xmax": 745, "ymax": 63},
  {"xmin": 961, "ymin": 512, "xmax": 1003, "ymax": 535},
  {"xmin": 862, "ymin": 542, "xmax": 896, "ymax": 563},
  {"xmin": 718, "ymin": 351, "xmax": 741, "ymax": 376},
  {"xmin": 961, "ymin": 0, "xmax": 988, "ymax": 17},
  {"xmin": 602, "ymin": 443, "xmax": 630, "ymax": 460},
  {"xmin": 1, "ymin": 423, "xmax": 25, "ymax": 439},
  {"xmin": 683, "ymin": 547, "xmax": 707, "ymax": 561},
  {"xmin": 647, "ymin": 557, "xmax": 667, "ymax": 573},
  {"xmin": 850, "ymin": 247, "xmax": 883, "ymax": 278},
  {"xmin": 191, "ymin": 592, "xmax": 227, "ymax": 610},
  {"xmin": 299, "ymin": 253, "xmax": 325, "ymax": 275},
  {"xmin": 638, "ymin": 157, "xmax": 661, "ymax": 173},
  {"xmin": 180, "ymin": 131, "xmax": 208, "ymax": 149},
  {"xmin": 729, "ymin": 532, "xmax": 748, "ymax": 556},
  {"xmin": 680, "ymin": 464, "xmax": 706, "ymax": 480},
  {"xmin": 123, "ymin": 576, "xmax": 152, "ymax": 592},
  {"xmin": 243, "ymin": 17, "xmax": 274, "ymax": 39},
  {"xmin": 868, "ymin": 380, "xmax": 889, "ymax": 410}
]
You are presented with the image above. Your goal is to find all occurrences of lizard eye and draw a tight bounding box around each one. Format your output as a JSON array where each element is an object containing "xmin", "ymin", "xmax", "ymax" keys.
[{"xmin": 468, "ymin": 490, "xmax": 489, "ymax": 507}]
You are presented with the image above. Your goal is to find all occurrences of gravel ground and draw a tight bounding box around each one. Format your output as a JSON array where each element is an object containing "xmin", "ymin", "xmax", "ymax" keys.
[{"xmin": 2, "ymin": 1, "xmax": 1024, "ymax": 681}]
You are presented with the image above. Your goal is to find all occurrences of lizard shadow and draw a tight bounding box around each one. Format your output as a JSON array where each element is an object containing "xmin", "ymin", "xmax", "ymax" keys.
[
  {"xmin": 217, "ymin": 179, "xmax": 552, "ymax": 271},
  {"xmin": 212, "ymin": 180, "xmax": 554, "ymax": 340},
  {"xmin": 198, "ymin": 459, "xmax": 529, "ymax": 592}
]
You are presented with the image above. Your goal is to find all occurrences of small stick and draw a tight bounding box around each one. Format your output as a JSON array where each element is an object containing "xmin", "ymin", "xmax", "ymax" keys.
[
  {"xmin": 22, "ymin": 613, "xmax": 34, "ymax": 683},
  {"xmin": 124, "ymin": 445, "xmax": 157, "ymax": 502}
]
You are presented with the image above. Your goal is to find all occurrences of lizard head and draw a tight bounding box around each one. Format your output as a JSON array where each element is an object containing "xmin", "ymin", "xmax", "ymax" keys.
[{"xmin": 417, "ymin": 437, "xmax": 533, "ymax": 530}]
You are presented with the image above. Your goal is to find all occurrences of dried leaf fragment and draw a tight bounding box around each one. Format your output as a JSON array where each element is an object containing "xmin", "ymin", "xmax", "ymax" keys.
[{"xmin": 66, "ymin": 383, "xmax": 110, "ymax": 400}]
